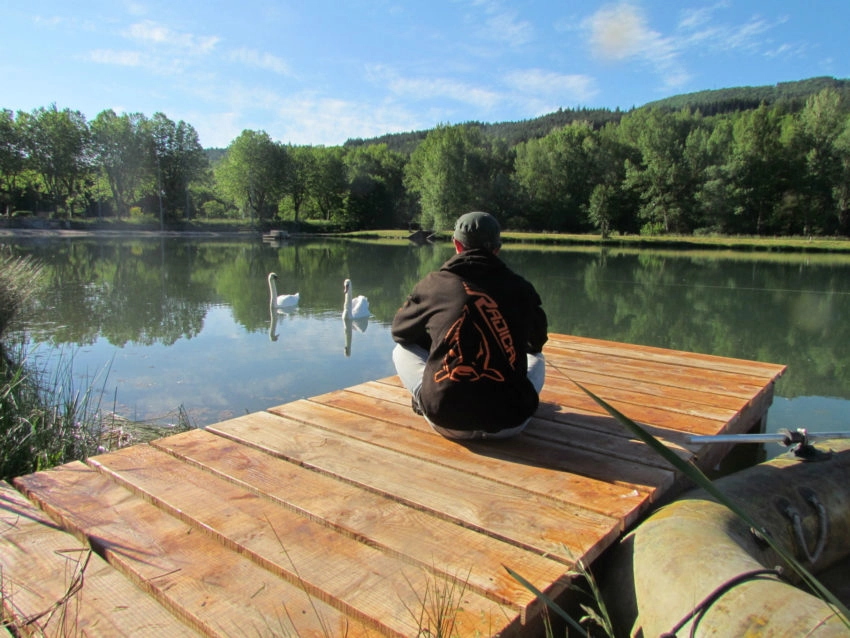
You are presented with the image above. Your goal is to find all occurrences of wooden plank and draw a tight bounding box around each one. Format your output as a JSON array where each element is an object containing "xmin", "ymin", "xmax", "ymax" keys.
[
  {"xmin": 286, "ymin": 393, "xmax": 675, "ymax": 508},
  {"xmin": 301, "ymin": 387, "xmax": 676, "ymax": 491},
  {"xmin": 540, "ymin": 375, "xmax": 737, "ymax": 434},
  {"xmin": 13, "ymin": 463, "xmax": 379, "ymax": 637},
  {"xmin": 207, "ymin": 411, "xmax": 622, "ymax": 566},
  {"xmin": 548, "ymin": 334, "xmax": 787, "ymax": 379},
  {"xmin": 150, "ymin": 429, "xmax": 569, "ymax": 621},
  {"xmin": 544, "ymin": 345, "xmax": 780, "ymax": 401},
  {"xmin": 543, "ymin": 362, "xmax": 762, "ymax": 411},
  {"xmin": 331, "ymin": 376, "xmax": 718, "ymax": 471},
  {"xmin": 88, "ymin": 442, "xmax": 520, "ymax": 636},
  {"xmin": 343, "ymin": 379, "xmax": 689, "ymax": 457},
  {"xmin": 0, "ymin": 482, "xmax": 202, "ymax": 637},
  {"xmin": 0, "ymin": 333, "xmax": 786, "ymax": 637}
]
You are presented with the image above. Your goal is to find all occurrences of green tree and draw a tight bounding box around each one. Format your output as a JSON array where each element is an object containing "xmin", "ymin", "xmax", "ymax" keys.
[
  {"xmin": 309, "ymin": 146, "xmax": 348, "ymax": 221},
  {"xmin": 833, "ymin": 118, "xmax": 850, "ymax": 233},
  {"xmin": 619, "ymin": 108, "xmax": 701, "ymax": 234},
  {"xmin": 587, "ymin": 184, "xmax": 615, "ymax": 238},
  {"xmin": 280, "ymin": 145, "xmax": 313, "ymax": 225},
  {"xmin": 404, "ymin": 124, "xmax": 494, "ymax": 231},
  {"xmin": 90, "ymin": 110, "xmax": 149, "ymax": 218},
  {"xmin": 147, "ymin": 113, "xmax": 208, "ymax": 222},
  {"xmin": 794, "ymin": 88, "xmax": 849, "ymax": 233},
  {"xmin": 0, "ymin": 110, "xmax": 26, "ymax": 216},
  {"xmin": 19, "ymin": 104, "xmax": 92, "ymax": 216},
  {"xmin": 513, "ymin": 121, "xmax": 597, "ymax": 232},
  {"xmin": 344, "ymin": 143, "xmax": 407, "ymax": 229},
  {"xmin": 215, "ymin": 130, "xmax": 287, "ymax": 225},
  {"xmin": 723, "ymin": 104, "xmax": 789, "ymax": 234},
  {"xmin": 691, "ymin": 116, "xmax": 734, "ymax": 233}
]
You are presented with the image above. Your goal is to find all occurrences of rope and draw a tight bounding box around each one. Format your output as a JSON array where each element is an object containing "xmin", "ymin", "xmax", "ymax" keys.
[
  {"xmin": 781, "ymin": 489, "xmax": 828, "ymax": 564},
  {"xmin": 660, "ymin": 568, "xmax": 782, "ymax": 638}
]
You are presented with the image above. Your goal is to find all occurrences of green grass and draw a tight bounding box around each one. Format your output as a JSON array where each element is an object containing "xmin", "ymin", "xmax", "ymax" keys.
[{"xmin": 328, "ymin": 227, "xmax": 850, "ymax": 255}]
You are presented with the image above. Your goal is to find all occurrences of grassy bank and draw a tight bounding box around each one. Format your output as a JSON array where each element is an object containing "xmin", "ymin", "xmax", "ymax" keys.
[
  {"xmin": 6, "ymin": 215, "xmax": 850, "ymax": 253},
  {"xmin": 340, "ymin": 228, "xmax": 850, "ymax": 253}
]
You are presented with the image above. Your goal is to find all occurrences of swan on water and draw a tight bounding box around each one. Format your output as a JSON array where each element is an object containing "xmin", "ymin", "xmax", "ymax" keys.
[
  {"xmin": 343, "ymin": 279, "xmax": 370, "ymax": 320},
  {"xmin": 268, "ymin": 273, "xmax": 299, "ymax": 310}
]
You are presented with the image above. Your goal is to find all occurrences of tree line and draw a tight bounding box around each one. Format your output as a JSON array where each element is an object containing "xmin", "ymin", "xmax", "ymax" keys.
[{"xmin": 1, "ymin": 79, "xmax": 849, "ymax": 236}]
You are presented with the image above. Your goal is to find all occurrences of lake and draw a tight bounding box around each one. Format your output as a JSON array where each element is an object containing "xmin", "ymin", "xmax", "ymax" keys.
[{"xmin": 5, "ymin": 233, "xmax": 850, "ymax": 459}]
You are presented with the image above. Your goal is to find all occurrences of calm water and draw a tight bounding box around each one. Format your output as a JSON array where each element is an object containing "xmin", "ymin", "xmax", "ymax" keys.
[{"xmin": 5, "ymin": 234, "xmax": 850, "ymax": 458}]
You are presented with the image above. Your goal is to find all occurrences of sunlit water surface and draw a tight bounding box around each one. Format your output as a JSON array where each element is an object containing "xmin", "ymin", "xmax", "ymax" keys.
[{"xmin": 6, "ymin": 234, "xmax": 850, "ymax": 461}]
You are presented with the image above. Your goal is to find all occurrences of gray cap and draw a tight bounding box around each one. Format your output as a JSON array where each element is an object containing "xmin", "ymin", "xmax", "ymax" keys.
[{"xmin": 453, "ymin": 211, "xmax": 501, "ymax": 250}]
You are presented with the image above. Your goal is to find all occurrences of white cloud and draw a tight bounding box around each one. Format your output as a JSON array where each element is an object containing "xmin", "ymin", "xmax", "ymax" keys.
[
  {"xmin": 677, "ymin": 6, "xmax": 791, "ymax": 57},
  {"xmin": 584, "ymin": 4, "xmax": 689, "ymax": 89},
  {"xmin": 189, "ymin": 77, "xmax": 424, "ymax": 147},
  {"xmin": 764, "ymin": 42, "xmax": 808, "ymax": 60},
  {"xmin": 463, "ymin": 0, "xmax": 534, "ymax": 49},
  {"xmin": 482, "ymin": 9, "xmax": 534, "ymax": 48},
  {"xmin": 714, "ymin": 18, "xmax": 772, "ymax": 51},
  {"xmin": 368, "ymin": 65, "xmax": 501, "ymax": 110},
  {"xmin": 269, "ymin": 95, "xmax": 423, "ymax": 146},
  {"xmin": 678, "ymin": 2, "xmax": 729, "ymax": 31},
  {"xmin": 88, "ymin": 49, "xmax": 143, "ymax": 67},
  {"xmin": 229, "ymin": 48, "xmax": 292, "ymax": 76},
  {"xmin": 126, "ymin": 20, "xmax": 219, "ymax": 55},
  {"xmin": 586, "ymin": 3, "xmax": 659, "ymax": 61},
  {"xmin": 503, "ymin": 69, "xmax": 598, "ymax": 104},
  {"xmin": 32, "ymin": 15, "xmax": 64, "ymax": 28}
]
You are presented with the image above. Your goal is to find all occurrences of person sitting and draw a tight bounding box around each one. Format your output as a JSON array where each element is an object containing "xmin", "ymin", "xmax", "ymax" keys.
[{"xmin": 391, "ymin": 211, "xmax": 548, "ymax": 440}]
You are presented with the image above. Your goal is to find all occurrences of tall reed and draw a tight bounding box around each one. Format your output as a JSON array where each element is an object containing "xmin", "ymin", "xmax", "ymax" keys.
[{"xmin": 1, "ymin": 253, "xmax": 124, "ymax": 481}]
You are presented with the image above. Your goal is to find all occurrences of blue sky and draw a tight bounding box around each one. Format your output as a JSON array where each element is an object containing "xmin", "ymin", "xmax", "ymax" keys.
[{"xmin": 3, "ymin": 1, "xmax": 847, "ymax": 148}]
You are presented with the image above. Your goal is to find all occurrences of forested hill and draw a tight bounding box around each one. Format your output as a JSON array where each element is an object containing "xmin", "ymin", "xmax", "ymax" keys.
[
  {"xmin": 343, "ymin": 76, "xmax": 850, "ymax": 154},
  {"xmin": 643, "ymin": 76, "xmax": 850, "ymax": 114},
  {"xmin": 343, "ymin": 107, "xmax": 624, "ymax": 153}
]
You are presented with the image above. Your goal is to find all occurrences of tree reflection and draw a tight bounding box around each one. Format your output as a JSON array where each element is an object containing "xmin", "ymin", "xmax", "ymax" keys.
[{"xmin": 6, "ymin": 236, "xmax": 850, "ymax": 400}]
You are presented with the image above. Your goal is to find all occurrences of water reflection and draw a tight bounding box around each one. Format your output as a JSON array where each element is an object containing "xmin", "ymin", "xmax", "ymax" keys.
[
  {"xmin": 4, "ymin": 234, "xmax": 850, "ymax": 454},
  {"xmin": 343, "ymin": 315, "xmax": 370, "ymax": 357}
]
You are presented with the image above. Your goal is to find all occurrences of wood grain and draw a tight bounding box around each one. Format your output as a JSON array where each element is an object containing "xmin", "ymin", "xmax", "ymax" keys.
[{"xmin": 0, "ymin": 333, "xmax": 785, "ymax": 636}]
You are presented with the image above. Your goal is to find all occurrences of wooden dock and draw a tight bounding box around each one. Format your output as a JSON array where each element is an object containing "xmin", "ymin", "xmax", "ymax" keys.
[{"xmin": 0, "ymin": 334, "xmax": 786, "ymax": 637}]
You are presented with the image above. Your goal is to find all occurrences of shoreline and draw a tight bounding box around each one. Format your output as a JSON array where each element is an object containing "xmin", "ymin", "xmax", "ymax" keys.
[
  {"xmin": 4, "ymin": 225, "xmax": 850, "ymax": 255},
  {"xmin": 0, "ymin": 227, "xmax": 261, "ymax": 239}
]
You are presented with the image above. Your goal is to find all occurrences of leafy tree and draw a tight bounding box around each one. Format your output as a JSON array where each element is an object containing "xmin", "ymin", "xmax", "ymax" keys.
[
  {"xmin": 592, "ymin": 123, "xmax": 642, "ymax": 234},
  {"xmin": 722, "ymin": 104, "xmax": 789, "ymax": 234},
  {"xmin": 587, "ymin": 184, "xmax": 616, "ymax": 238},
  {"xmin": 308, "ymin": 146, "xmax": 348, "ymax": 221},
  {"xmin": 344, "ymin": 143, "xmax": 407, "ymax": 229},
  {"xmin": 215, "ymin": 130, "xmax": 287, "ymax": 225},
  {"xmin": 619, "ymin": 108, "xmax": 701, "ymax": 234},
  {"xmin": 404, "ymin": 124, "xmax": 495, "ymax": 231},
  {"xmin": 833, "ymin": 118, "xmax": 850, "ymax": 233},
  {"xmin": 514, "ymin": 122, "xmax": 598, "ymax": 231},
  {"xmin": 147, "ymin": 113, "xmax": 207, "ymax": 222},
  {"xmin": 19, "ymin": 104, "xmax": 92, "ymax": 216},
  {"xmin": 280, "ymin": 144, "xmax": 313, "ymax": 225},
  {"xmin": 478, "ymin": 138, "xmax": 519, "ymax": 226},
  {"xmin": 794, "ymin": 88, "xmax": 849, "ymax": 233},
  {"xmin": 90, "ymin": 110, "xmax": 149, "ymax": 218},
  {"xmin": 0, "ymin": 109, "xmax": 26, "ymax": 216},
  {"xmin": 690, "ymin": 116, "xmax": 734, "ymax": 233}
]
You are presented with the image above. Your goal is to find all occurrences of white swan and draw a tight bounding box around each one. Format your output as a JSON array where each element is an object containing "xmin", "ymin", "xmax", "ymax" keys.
[
  {"xmin": 343, "ymin": 278, "xmax": 370, "ymax": 320},
  {"xmin": 268, "ymin": 272, "xmax": 299, "ymax": 310}
]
